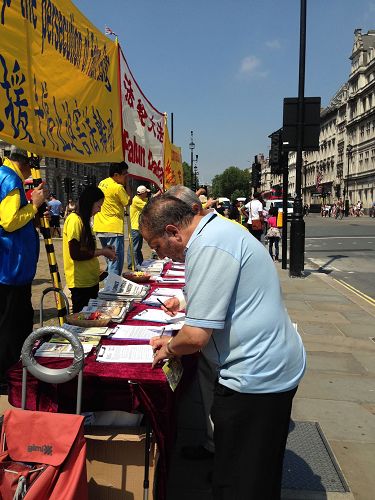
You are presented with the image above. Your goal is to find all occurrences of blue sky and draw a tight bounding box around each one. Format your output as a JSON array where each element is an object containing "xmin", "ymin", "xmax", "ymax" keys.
[{"xmin": 75, "ymin": 0, "xmax": 375, "ymax": 184}]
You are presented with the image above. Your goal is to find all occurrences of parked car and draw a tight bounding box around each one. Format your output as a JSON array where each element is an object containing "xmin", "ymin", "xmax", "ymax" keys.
[
  {"xmin": 217, "ymin": 197, "xmax": 231, "ymax": 210},
  {"xmin": 264, "ymin": 199, "xmax": 294, "ymax": 216}
]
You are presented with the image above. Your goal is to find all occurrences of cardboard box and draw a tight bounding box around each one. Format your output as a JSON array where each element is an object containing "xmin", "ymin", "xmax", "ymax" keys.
[{"xmin": 85, "ymin": 426, "xmax": 157, "ymax": 500}]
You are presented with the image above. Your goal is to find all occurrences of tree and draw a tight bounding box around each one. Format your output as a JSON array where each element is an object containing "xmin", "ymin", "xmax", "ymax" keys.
[
  {"xmin": 182, "ymin": 161, "xmax": 192, "ymax": 188},
  {"xmin": 211, "ymin": 166, "xmax": 250, "ymax": 199}
]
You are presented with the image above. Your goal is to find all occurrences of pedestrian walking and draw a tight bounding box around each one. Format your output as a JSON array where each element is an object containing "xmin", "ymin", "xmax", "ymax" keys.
[
  {"xmin": 63, "ymin": 186, "xmax": 116, "ymax": 313},
  {"xmin": 64, "ymin": 198, "xmax": 77, "ymax": 218},
  {"xmin": 93, "ymin": 162, "xmax": 130, "ymax": 276},
  {"xmin": 244, "ymin": 192, "xmax": 264, "ymax": 241},
  {"xmin": 0, "ymin": 146, "xmax": 48, "ymax": 385},
  {"xmin": 143, "ymin": 195, "xmax": 306, "ymax": 499},
  {"xmin": 266, "ymin": 207, "xmax": 281, "ymax": 261},
  {"xmin": 48, "ymin": 193, "xmax": 63, "ymax": 237},
  {"xmin": 127, "ymin": 185, "xmax": 150, "ymax": 269}
]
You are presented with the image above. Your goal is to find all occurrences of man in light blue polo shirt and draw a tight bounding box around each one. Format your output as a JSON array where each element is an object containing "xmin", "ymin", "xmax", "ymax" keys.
[{"xmin": 140, "ymin": 195, "xmax": 306, "ymax": 499}]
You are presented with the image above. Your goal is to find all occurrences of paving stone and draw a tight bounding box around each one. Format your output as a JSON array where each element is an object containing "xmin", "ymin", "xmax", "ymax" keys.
[
  {"xmin": 329, "ymin": 441, "xmax": 375, "ymax": 500},
  {"xmin": 285, "ymin": 301, "xmax": 314, "ymax": 312},
  {"xmin": 306, "ymin": 352, "xmax": 366, "ymax": 375},
  {"xmin": 337, "ymin": 323, "xmax": 375, "ymax": 340},
  {"xmin": 339, "ymin": 312, "xmax": 375, "ymax": 324},
  {"xmin": 291, "ymin": 310, "xmax": 349, "ymax": 324},
  {"xmin": 292, "ymin": 399, "xmax": 375, "ymax": 443},
  {"xmin": 351, "ymin": 353, "xmax": 375, "ymax": 375},
  {"xmin": 299, "ymin": 323, "xmax": 344, "ymax": 337},
  {"xmin": 298, "ymin": 373, "xmax": 375, "ymax": 405},
  {"xmin": 308, "ymin": 302, "xmax": 360, "ymax": 312}
]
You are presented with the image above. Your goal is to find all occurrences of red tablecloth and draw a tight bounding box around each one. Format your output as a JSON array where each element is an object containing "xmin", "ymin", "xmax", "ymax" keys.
[{"xmin": 7, "ymin": 263, "xmax": 193, "ymax": 500}]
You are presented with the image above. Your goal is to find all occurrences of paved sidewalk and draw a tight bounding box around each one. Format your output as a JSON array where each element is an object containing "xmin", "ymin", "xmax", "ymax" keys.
[{"xmin": 1, "ymin": 239, "xmax": 374, "ymax": 499}]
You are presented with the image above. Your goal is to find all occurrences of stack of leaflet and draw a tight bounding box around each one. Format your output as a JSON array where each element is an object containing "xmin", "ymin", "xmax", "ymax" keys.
[
  {"xmin": 98, "ymin": 274, "xmax": 150, "ymax": 302},
  {"xmin": 61, "ymin": 323, "xmax": 112, "ymax": 337},
  {"xmin": 139, "ymin": 259, "xmax": 167, "ymax": 276},
  {"xmin": 81, "ymin": 298, "xmax": 133, "ymax": 323},
  {"xmin": 35, "ymin": 342, "xmax": 96, "ymax": 358}
]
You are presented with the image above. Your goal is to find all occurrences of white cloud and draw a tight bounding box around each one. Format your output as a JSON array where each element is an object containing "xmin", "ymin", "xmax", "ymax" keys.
[
  {"xmin": 238, "ymin": 55, "xmax": 267, "ymax": 78},
  {"xmin": 265, "ymin": 39, "xmax": 281, "ymax": 50}
]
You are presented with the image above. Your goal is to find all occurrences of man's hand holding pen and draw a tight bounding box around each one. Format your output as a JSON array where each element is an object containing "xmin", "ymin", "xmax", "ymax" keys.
[{"xmin": 157, "ymin": 296, "xmax": 180, "ymax": 317}]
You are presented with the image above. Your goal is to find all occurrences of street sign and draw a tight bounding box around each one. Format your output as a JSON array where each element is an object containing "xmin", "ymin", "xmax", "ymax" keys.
[{"xmin": 282, "ymin": 97, "xmax": 321, "ymax": 151}]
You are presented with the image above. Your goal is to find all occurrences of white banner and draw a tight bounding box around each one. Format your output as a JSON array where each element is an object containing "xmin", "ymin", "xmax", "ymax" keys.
[{"xmin": 119, "ymin": 48, "xmax": 165, "ymax": 188}]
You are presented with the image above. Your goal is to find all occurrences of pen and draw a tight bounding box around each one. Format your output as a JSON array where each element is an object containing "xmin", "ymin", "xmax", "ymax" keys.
[
  {"xmin": 156, "ymin": 297, "xmax": 175, "ymax": 314},
  {"xmin": 159, "ymin": 327, "xmax": 165, "ymax": 339}
]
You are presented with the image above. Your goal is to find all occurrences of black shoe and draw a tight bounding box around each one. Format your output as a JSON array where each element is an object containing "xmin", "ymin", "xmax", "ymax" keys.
[{"xmin": 180, "ymin": 445, "xmax": 214, "ymax": 460}]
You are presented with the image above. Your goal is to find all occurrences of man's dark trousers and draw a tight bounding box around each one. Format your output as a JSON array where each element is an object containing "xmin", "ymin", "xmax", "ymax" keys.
[
  {"xmin": 212, "ymin": 383, "xmax": 297, "ymax": 500},
  {"xmin": 0, "ymin": 283, "xmax": 33, "ymax": 380}
]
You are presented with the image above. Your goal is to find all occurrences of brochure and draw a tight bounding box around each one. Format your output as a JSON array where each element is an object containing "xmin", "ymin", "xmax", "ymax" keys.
[
  {"xmin": 162, "ymin": 358, "xmax": 184, "ymax": 391},
  {"xmin": 35, "ymin": 342, "xmax": 94, "ymax": 358},
  {"xmin": 98, "ymin": 273, "xmax": 150, "ymax": 302}
]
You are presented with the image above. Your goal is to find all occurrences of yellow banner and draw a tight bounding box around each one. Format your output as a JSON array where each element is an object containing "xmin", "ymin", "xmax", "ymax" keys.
[
  {"xmin": 164, "ymin": 125, "xmax": 183, "ymax": 190},
  {"xmin": 0, "ymin": 0, "xmax": 122, "ymax": 162}
]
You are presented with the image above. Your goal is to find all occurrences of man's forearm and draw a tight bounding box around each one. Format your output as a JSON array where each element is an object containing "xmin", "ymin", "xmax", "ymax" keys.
[{"xmin": 167, "ymin": 325, "xmax": 212, "ymax": 356}]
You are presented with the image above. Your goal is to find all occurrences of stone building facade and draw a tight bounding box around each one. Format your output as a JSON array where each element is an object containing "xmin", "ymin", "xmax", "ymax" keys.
[{"xmin": 267, "ymin": 29, "xmax": 375, "ymax": 211}]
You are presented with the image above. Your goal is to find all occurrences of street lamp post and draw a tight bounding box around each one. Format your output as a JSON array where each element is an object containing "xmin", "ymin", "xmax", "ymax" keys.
[
  {"xmin": 189, "ymin": 131, "xmax": 195, "ymax": 190},
  {"xmin": 345, "ymin": 144, "xmax": 352, "ymax": 216},
  {"xmin": 193, "ymin": 154, "xmax": 199, "ymax": 191}
]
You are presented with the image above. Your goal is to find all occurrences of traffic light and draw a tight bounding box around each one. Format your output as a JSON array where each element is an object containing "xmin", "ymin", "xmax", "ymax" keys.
[
  {"xmin": 251, "ymin": 159, "xmax": 261, "ymax": 189},
  {"xmin": 83, "ymin": 175, "xmax": 89, "ymax": 186},
  {"xmin": 269, "ymin": 129, "xmax": 283, "ymax": 175},
  {"xmin": 63, "ymin": 177, "xmax": 70, "ymax": 193}
]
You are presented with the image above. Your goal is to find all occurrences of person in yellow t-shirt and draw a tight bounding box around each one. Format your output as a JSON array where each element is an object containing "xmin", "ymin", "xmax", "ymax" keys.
[
  {"xmin": 64, "ymin": 186, "xmax": 116, "ymax": 313},
  {"xmin": 127, "ymin": 185, "xmax": 150, "ymax": 269},
  {"xmin": 93, "ymin": 162, "xmax": 130, "ymax": 276}
]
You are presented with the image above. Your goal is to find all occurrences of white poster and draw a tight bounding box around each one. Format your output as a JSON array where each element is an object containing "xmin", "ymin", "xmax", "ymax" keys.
[{"xmin": 119, "ymin": 48, "xmax": 165, "ymax": 188}]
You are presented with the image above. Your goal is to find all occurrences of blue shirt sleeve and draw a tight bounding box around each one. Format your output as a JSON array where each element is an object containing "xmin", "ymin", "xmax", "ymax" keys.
[{"xmin": 184, "ymin": 244, "xmax": 240, "ymax": 329}]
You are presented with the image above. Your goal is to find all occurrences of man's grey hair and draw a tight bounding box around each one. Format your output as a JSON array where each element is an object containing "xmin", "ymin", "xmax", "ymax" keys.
[
  {"xmin": 139, "ymin": 195, "xmax": 196, "ymax": 238},
  {"xmin": 165, "ymin": 185, "xmax": 202, "ymax": 211}
]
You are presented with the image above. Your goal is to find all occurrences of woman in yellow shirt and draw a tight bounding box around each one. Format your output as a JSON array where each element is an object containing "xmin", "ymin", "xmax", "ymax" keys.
[{"xmin": 63, "ymin": 186, "xmax": 116, "ymax": 312}]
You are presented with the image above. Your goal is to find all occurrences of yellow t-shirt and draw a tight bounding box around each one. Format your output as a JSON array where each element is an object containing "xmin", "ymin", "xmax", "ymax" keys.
[
  {"xmin": 93, "ymin": 177, "xmax": 129, "ymax": 233},
  {"xmin": 130, "ymin": 195, "xmax": 147, "ymax": 231},
  {"xmin": 63, "ymin": 213, "xmax": 100, "ymax": 288}
]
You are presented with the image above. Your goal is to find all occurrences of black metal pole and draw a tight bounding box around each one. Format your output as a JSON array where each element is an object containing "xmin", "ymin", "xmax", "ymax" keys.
[
  {"xmin": 171, "ymin": 112, "xmax": 174, "ymax": 143},
  {"xmin": 190, "ymin": 149, "xmax": 194, "ymax": 189},
  {"xmin": 289, "ymin": 0, "xmax": 306, "ymax": 277},
  {"xmin": 281, "ymin": 152, "xmax": 289, "ymax": 270},
  {"xmin": 345, "ymin": 152, "xmax": 350, "ymax": 216}
]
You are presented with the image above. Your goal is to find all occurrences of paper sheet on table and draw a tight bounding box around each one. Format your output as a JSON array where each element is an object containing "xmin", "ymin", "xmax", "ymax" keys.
[
  {"xmin": 111, "ymin": 325, "xmax": 172, "ymax": 340},
  {"xmin": 152, "ymin": 287, "xmax": 184, "ymax": 297},
  {"xmin": 96, "ymin": 344, "xmax": 154, "ymax": 363},
  {"xmin": 155, "ymin": 277, "xmax": 185, "ymax": 284},
  {"xmin": 164, "ymin": 270, "xmax": 185, "ymax": 277},
  {"xmin": 132, "ymin": 309, "xmax": 185, "ymax": 324}
]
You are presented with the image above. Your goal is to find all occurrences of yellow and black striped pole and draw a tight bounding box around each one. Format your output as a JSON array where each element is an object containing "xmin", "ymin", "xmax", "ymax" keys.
[
  {"xmin": 28, "ymin": 153, "xmax": 67, "ymax": 325},
  {"xmin": 126, "ymin": 209, "xmax": 136, "ymax": 271}
]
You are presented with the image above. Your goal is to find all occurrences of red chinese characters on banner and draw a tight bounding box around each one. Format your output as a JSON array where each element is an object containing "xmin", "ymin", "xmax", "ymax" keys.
[
  {"xmin": 123, "ymin": 74, "xmax": 134, "ymax": 108},
  {"xmin": 120, "ymin": 48, "xmax": 164, "ymax": 188}
]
